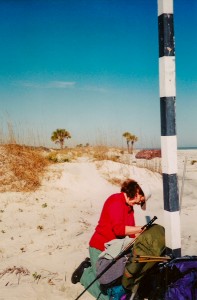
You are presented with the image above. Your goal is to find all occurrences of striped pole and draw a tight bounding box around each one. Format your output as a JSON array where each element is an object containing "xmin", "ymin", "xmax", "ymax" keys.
[{"xmin": 157, "ymin": 0, "xmax": 181, "ymax": 257}]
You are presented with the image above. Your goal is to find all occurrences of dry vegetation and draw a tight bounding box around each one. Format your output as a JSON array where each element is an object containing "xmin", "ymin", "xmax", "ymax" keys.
[
  {"xmin": 0, "ymin": 142, "xmax": 162, "ymax": 193},
  {"xmin": 0, "ymin": 144, "xmax": 50, "ymax": 192},
  {"xmin": 0, "ymin": 120, "xmax": 162, "ymax": 192},
  {"xmin": 46, "ymin": 145, "xmax": 124, "ymax": 163}
]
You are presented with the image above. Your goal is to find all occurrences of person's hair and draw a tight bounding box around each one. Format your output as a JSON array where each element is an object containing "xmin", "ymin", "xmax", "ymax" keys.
[{"xmin": 121, "ymin": 179, "xmax": 144, "ymax": 199}]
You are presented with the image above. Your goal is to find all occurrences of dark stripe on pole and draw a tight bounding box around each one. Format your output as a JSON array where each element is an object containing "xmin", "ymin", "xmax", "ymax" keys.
[
  {"xmin": 160, "ymin": 97, "xmax": 176, "ymax": 136},
  {"xmin": 163, "ymin": 174, "xmax": 179, "ymax": 211},
  {"xmin": 166, "ymin": 247, "xmax": 181, "ymax": 258},
  {"xmin": 158, "ymin": 14, "xmax": 175, "ymax": 57}
]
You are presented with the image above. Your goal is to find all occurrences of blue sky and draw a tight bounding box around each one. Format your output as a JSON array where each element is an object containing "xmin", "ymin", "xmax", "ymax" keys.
[{"xmin": 0, "ymin": 0, "xmax": 196, "ymax": 148}]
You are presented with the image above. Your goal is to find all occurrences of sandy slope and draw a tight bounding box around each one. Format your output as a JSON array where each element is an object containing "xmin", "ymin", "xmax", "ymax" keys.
[{"xmin": 0, "ymin": 150, "xmax": 197, "ymax": 299}]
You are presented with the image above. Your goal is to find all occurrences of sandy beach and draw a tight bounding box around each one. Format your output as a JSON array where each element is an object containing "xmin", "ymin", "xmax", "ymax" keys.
[{"xmin": 0, "ymin": 149, "xmax": 197, "ymax": 300}]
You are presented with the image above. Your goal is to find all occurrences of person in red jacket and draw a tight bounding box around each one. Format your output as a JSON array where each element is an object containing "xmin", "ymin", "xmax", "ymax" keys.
[{"xmin": 71, "ymin": 179, "xmax": 151, "ymax": 300}]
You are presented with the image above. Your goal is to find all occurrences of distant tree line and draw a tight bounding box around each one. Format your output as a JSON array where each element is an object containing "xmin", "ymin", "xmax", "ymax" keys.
[{"xmin": 51, "ymin": 129, "xmax": 138, "ymax": 152}]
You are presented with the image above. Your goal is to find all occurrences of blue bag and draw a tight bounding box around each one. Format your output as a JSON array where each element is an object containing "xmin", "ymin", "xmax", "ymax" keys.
[
  {"xmin": 137, "ymin": 255, "xmax": 197, "ymax": 300},
  {"xmin": 106, "ymin": 285, "xmax": 128, "ymax": 300},
  {"xmin": 164, "ymin": 256, "xmax": 197, "ymax": 300}
]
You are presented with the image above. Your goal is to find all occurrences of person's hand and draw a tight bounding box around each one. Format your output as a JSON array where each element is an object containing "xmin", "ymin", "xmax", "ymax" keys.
[
  {"xmin": 125, "ymin": 225, "xmax": 143, "ymax": 236},
  {"xmin": 134, "ymin": 226, "xmax": 143, "ymax": 237}
]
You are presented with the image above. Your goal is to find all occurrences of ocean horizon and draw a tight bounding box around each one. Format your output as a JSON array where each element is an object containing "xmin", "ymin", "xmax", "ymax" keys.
[
  {"xmin": 178, "ymin": 147, "xmax": 197, "ymax": 150},
  {"xmin": 141, "ymin": 147, "xmax": 197, "ymax": 150}
]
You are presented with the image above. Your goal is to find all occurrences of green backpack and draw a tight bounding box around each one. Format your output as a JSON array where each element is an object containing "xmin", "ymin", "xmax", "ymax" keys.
[{"xmin": 122, "ymin": 224, "xmax": 165, "ymax": 291}]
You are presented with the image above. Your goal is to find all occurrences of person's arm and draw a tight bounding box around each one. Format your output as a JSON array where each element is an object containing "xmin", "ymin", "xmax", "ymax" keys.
[
  {"xmin": 125, "ymin": 225, "xmax": 142, "ymax": 236},
  {"xmin": 107, "ymin": 195, "xmax": 142, "ymax": 237}
]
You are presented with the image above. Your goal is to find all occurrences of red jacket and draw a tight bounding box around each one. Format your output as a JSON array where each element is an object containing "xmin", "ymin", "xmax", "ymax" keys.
[{"xmin": 89, "ymin": 192, "xmax": 135, "ymax": 251}]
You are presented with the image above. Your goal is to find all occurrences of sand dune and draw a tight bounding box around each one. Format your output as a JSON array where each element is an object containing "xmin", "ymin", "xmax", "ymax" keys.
[{"xmin": 0, "ymin": 150, "xmax": 197, "ymax": 299}]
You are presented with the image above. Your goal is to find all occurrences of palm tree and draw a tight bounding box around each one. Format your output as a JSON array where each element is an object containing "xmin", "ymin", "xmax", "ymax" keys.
[
  {"xmin": 51, "ymin": 129, "xmax": 71, "ymax": 149},
  {"xmin": 130, "ymin": 135, "xmax": 138, "ymax": 154},
  {"xmin": 122, "ymin": 132, "xmax": 132, "ymax": 153},
  {"xmin": 122, "ymin": 132, "xmax": 138, "ymax": 154}
]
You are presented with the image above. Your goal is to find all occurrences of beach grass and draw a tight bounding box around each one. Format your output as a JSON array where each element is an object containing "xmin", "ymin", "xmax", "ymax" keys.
[
  {"xmin": 0, "ymin": 120, "xmax": 162, "ymax": 192},
  {"xmin": 0, "ymin": 144, "xmax": 50, "ymax": 192}
]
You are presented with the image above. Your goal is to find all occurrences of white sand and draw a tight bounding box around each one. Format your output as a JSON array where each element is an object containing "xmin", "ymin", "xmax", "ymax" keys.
[{"xmin": 0, "ymin": 150, "xmax": 197, "ymax": 299}]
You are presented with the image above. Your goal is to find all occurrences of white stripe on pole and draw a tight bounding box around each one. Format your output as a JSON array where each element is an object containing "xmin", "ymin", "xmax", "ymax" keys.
[
  {"xmin": 158, "ymin": 0, "xmax": 173, "ymax": 15},
  {"xmin": 161, "ymin": 136, "xmax": 178, "ymax": 174},
  {"xmin": 164, "ymin": 211, "xmax": 181, "ymax": 250},
  {"xmin": 159, "ymin": 57, "xmax": 176, "ymax": 97}
]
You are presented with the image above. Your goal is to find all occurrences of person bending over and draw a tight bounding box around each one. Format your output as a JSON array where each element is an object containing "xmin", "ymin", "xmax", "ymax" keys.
[{"xmin": 71, "ymin": 179, "xmax": 151, "ymax": 300}]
